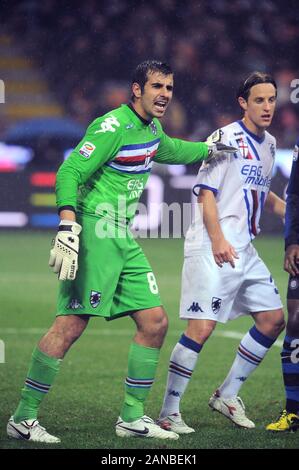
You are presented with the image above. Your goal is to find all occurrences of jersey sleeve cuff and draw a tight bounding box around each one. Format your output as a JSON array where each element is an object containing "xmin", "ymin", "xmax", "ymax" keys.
[
  {"xmin": 192, "ymin": 184, "xmax": 218, "ymax": 197},
  {"xmin": 58, "ymin": 205, "xmax": 76, "ymax": 215}
]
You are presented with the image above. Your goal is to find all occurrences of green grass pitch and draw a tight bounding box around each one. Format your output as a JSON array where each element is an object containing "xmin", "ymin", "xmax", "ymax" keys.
[{"xmin": 0, "ymin": 232, "xmax": 298, "ymax": 449}]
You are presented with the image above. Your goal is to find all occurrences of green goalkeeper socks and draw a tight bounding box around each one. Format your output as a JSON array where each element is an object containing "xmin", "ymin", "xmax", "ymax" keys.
[
  {"xmin": 13, "ymin": 346, "xmax": 61, "ymax": 423},
  {"xmin": 120, "ymin": 342, "xmax": 160, "ymax": 422}
]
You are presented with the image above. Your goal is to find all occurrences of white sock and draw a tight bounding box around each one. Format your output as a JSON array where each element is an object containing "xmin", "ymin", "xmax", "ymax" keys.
[
  {"xmin": 160, "ymin": 334, "xmax": 202, "ymax": 418},
  {"xmin": 218, "ymin": 325, "xmax": 276, "ymax": 399}
]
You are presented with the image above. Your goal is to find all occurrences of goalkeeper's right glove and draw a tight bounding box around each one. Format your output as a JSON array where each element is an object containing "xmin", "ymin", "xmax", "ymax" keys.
[{"xmin": 49, "ymin": 220, "xmax": 82, "ymax": 281}]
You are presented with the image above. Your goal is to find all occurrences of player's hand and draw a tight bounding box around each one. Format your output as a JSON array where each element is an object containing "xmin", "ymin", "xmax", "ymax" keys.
[
  {"xmin": 49, "ymin": 220, "xmax": 82, "ymax": 281},
  {"xmin": 284, "ymin": 244, "xmax": 299, "ymax": 277},
  {"xmin": 212, "ymin": 238, "xmax": 239, "ymax": 268},
  {"xmin": 206, "ymin": 143, "xmax": 237, "ymax": 163}
]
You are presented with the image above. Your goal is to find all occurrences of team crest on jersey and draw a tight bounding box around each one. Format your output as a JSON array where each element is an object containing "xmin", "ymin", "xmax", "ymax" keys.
[
  {"xmin": 90, "ymin": 290, "xmax": 101, "ymax": 308},
  {"xmin": 236, "ymin": 137, "xmax": 250, "ymax": 159},
  {"xmin": 211, "ymin": 297, "xmax": 222, "ymax": 314},
  {"xmin": 79, "ymin": 141, "xmax": 96, "ymax": 158},
  {"xmin": 149, "ymin": 121, "xmax": 157, "ymax": 135}
]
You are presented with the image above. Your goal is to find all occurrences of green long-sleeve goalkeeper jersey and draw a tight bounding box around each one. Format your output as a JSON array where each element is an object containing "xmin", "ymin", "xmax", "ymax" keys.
[{"xmin": 56, "ymin": 104, "xmax": 208, "ymax": 222}]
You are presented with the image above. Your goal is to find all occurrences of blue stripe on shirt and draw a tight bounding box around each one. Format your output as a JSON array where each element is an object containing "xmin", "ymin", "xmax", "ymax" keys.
[
  {"xmin": 243, "ymin": 188, "xmax": 252, "ymax": 238},
  {"xmin": 246, "ymin": 136, "xmax": 260, "ymax": 161},
  {"xmin": 119, "ymin": 138, "xmax": 160, "ymax": 151}
]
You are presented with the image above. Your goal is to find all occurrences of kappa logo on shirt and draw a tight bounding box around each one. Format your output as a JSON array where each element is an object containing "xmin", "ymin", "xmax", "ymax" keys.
[
  {"xmin": 95, "ymin": 116, "xmax": 120, "ymax": 133},
  {"xmin": 79, "ymin": 141, "xmax": 96, "ymax": 158}
]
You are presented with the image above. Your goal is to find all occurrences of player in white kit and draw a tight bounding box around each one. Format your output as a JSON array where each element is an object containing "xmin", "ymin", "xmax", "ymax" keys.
[{"xmin": 158, "ymin": 72, "xmax": 286, "ymax": 433}]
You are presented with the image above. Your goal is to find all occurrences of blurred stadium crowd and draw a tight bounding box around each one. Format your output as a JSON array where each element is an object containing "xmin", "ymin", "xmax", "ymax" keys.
[{"xmin": 2, "ymin": 0, "xmax": 299, "ymax": 146}]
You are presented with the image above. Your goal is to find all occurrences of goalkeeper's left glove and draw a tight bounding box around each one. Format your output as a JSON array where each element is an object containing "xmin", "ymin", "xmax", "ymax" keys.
[
  {"xmin": 49, "ymin": 220, "xmax": 82, "ymax": 281},
  {"xmin": 206, "ymin": 142, "xmax": 237, "ymax": 163},
  {"xmin": 204, "ymin": 129, "xmax": 237, "ymax": 163}
]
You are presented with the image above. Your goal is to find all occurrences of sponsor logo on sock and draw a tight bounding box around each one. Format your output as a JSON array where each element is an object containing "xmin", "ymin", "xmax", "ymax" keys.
[
  {"xmin": 168, "ymin": 390, "xmax": 181, "ymax": 397},
  {"xmin": 236, "ymin": 376, "xmax": 247, "ymax": 382}
]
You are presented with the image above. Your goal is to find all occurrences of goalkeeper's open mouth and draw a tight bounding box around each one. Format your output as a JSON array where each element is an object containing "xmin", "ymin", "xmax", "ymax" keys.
[{"xmin": 153, "ymin": 100, "xmax": 168, "ymax": 114}]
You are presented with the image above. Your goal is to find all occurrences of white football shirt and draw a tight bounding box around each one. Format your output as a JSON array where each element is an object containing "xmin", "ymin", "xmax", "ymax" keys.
[{"xmin": 185, "ymin": 120, "xmax": 276, "ymax": 254}]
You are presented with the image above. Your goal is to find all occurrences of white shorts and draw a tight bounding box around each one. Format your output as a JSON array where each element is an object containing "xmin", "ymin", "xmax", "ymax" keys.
[{"xmin": 179, "ymin": 243, "xmax": 283, "ymax": 323}]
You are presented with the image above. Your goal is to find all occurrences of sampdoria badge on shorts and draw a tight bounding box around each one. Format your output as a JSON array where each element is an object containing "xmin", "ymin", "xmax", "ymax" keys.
[
  {"xmin": 90, "ymin": 290, "xmax": 102, "ymax": 308},
  {"xmin": 79, "ymin": 141, "xmax": 96, "ymax": 158},
  {"xmin": 211, "ymin": 297, "xmax": 222, "ymax": 314}
]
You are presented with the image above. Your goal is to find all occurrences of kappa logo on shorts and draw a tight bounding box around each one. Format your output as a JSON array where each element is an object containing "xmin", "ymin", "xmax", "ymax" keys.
[
  {"xmin": 187, "ymin": 302, "xmax": 203, "ymax": 313},
  {"xmin": 67, "ymin": 299, "xmax": 84, "ymax": 309},
  {"xmin": 90, "ymin": 290, "xmax": 101, "ymax": 308},
  {"xmin": 211, "ymin": 297, "xmax": 222, "ymax": 314}
]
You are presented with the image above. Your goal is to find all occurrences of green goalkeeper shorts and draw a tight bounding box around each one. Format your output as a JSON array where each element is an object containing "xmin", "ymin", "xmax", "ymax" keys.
[{"xmin": 56, "ymin": 215, "xmax": 162, "ymax": 319}]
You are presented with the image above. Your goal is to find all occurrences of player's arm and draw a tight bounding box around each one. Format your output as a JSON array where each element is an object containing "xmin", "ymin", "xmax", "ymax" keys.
[
  {"xmin": 284, "ymin": 146, "xmax": 299, "ymax": 276},
  {"xmin": 56, "ymin": 116, "xmax": 123, "ymax": 212},
  {"xmin": 264, "ymin": 191, "xmax": 286, "ymax": 218},
  {"xmin": 154, "ymin": 128, "xmax": 236, "ymax": 165},
  {"xmin": 198, "ymin": 189, "xmax": 239, "ymax": 268},
  {"xmin": 49, "ymin": 116, "xmax": 123, "ymax": 281}
]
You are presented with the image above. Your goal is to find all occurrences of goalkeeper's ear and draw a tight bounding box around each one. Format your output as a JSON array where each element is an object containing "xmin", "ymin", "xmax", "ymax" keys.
[{"xmin": 205, "ymin": 129, "xmax": 223, "ymax": 145}]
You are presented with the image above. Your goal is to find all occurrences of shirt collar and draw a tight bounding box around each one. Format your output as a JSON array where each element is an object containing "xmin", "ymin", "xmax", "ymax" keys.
[
  {"xmin": 238, "ymin": 120, "xmax": 265, "ymax": 144},
  {"xmin": 127, "ymin": 103, "xmax": 152, "ymax": 126}
]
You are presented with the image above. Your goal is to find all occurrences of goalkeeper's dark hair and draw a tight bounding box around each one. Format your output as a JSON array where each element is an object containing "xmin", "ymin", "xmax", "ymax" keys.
[
  {"xmin": 237, "ymin": 71, "xmax": 277, "ymax": 101},
  {"xmin": 131, "ymin": 60, "xmax": 173, "ymax": 101}
]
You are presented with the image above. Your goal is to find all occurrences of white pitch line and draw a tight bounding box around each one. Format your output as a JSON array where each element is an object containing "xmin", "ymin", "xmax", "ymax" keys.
[{"xmin": 0, "ymin": 327, "xmax": 283, "ymax": 348}]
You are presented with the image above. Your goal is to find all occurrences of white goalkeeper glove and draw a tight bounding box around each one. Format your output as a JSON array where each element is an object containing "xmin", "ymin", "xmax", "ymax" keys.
[
  {"xmin": 206, "ymin": 142, "xmax": 237, "ymax": 163},
  {"xmin": 49, "ymin": 220, "xmax": 82, "ymax": 281},
  {"xmin": 205, "ymin": 129, "xmax": 237, "ymax": 163}
]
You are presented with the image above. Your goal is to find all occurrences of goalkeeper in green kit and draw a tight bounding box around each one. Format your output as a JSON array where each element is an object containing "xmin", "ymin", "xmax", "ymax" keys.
[{"xmin": 7, "ymin": 60, "xmax": 236, "ymax": 442}]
